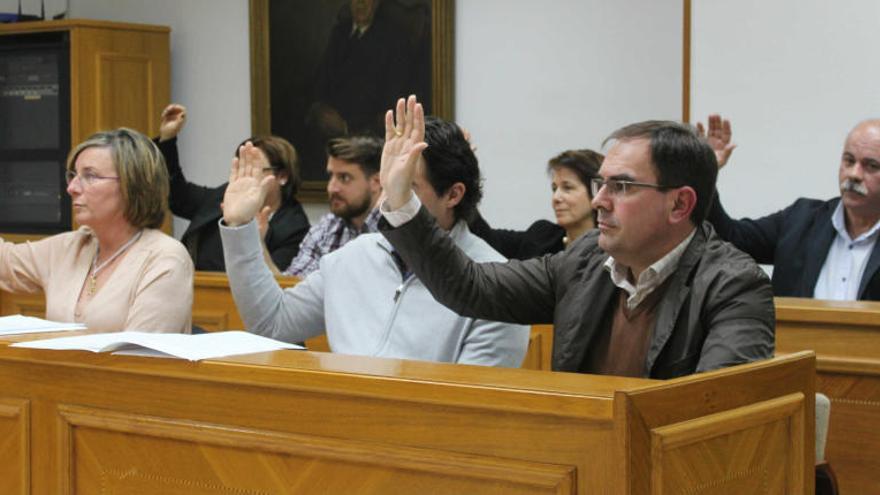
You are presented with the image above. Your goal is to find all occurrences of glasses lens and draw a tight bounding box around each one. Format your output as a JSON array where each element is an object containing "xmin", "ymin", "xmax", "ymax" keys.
[{"xmin": 65, "ymin": 171, "xmax": 77, "ymax": 184}]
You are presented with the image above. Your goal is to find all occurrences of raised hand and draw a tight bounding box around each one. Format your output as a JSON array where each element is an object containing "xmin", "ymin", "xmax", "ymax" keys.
[
  {"xmin": 256, "ymin": 205, "xmax": 272, "ymax": 240},
  {"xmin": 696, "ymin": 114, "xmax": 736, "ymax": 169},
  {"xmin": 159, "ymin": 104, "xmax": 187, "ymax": 142},
  {"xmin": 222, "ymin": 142, "xmax": 276, "ymax": 227},
  {"xmin": 380, "ymin": 95, "xmax": 428, "ymax": 210}
]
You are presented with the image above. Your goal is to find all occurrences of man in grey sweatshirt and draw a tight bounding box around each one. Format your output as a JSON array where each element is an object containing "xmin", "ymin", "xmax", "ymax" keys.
[{"xmin": 218, "ymin": 116, "xmax": 529, "ymax": 367}]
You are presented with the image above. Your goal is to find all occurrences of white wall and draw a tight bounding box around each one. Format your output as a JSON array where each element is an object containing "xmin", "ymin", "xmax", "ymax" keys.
[
  {"xmin": 457, "ymin": 0, "xmax": 682, "ymax": 229},
  {"xmin": 12, "ymin": 1, "xmax": 878, "ymax": 236},
  {"xmin": 2, "ymin": 0, "xmax": 682, "ymax": 234},
  {"xmin": 691, "ymin": 0, "xmax": 880, "ymax": 219}
]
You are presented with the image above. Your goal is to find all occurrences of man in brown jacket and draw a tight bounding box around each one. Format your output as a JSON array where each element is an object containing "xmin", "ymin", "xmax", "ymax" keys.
[{"xmin": 377, "ymin": 96, "xmax": 774, "ymax": 378}]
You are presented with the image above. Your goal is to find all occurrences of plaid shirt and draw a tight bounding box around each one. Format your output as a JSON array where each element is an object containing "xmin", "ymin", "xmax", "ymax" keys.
[{"xmin": 283, "ymin": 208, "xmax": 381, "ymax": 277}]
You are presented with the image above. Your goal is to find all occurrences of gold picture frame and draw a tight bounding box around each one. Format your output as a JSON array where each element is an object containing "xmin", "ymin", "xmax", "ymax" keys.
[{"xmin": 249, "ymin": 0, "xmax": 455, "ymax": 202}]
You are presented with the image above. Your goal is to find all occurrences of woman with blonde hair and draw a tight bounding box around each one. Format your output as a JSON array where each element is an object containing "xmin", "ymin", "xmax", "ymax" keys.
[{"xmin": 0, "ymin": 128, "xmax": 193, "ymax": 333}]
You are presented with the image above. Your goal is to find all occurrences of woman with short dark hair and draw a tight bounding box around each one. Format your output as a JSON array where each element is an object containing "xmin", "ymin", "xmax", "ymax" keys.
[{"xmin": 470, "ymin": 148, "xmax": 603, "ymax": 259}]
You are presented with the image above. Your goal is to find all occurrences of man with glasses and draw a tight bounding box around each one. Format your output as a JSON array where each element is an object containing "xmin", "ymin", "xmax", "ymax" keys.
[{"xmin": 377, "ymin": 96, "xmax": 774, "ymax": 378}]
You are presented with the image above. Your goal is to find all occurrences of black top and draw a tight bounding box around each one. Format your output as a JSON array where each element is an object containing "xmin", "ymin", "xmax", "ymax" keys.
[
  {"xmin": 156, "ymin": 138, "xmax": 310, "ymax": 272},
  {"xmin": 468, "ymin": 211, "xmax": 566, "ymax": 260}
]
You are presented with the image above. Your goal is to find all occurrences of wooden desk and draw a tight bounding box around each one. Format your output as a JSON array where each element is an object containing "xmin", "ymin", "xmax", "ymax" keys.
[
  {"xmin": 0, "ymin": 337, "xmax": 814, "ymax": 494},
  {"xmin": 1, "ymin": 273, "xmax": 556, "ymax": 369},
  {"xmin": 775, "ymin": 297, "xmax": 880, "ymax": 494}
]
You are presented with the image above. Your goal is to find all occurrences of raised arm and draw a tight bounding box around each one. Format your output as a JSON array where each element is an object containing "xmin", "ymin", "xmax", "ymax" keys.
[
  {"xmin": 380, "ymin": 95, "xmax": 428, "ymax": 210},
  {"xmin": 220, "ymin": 145, "xmax": 325, "ymax": 341},
  {"xmin": 255, "ymin": 206, "xmax": 283, "ymax": 275},
  {"xmin": 696, "ymin": 113, "xmax": 736, "ymax": 169},
  {"xmin": 222, "ymin": 142, "xmax": 276, "ymax": 227},
  {"xmin": 220, "ymin": 218, "xmax": 326, "ymax": 343},
  {"xmin": 379, "ymin": 95, "xmax": 557, "ymax": 324},
  {"xmin": 382, "ymin": 207, "xmax": 558, "ymax": 324},
  {"xmin": 159, "ymin": 104, "xmax": 187, "ymax": 142},
  {"xmin": 154, "ymin": 104, "xmax": 218, "ymax": 219},
  {"xmin": 698, "ymin": 114, "xmax": 785, "ymax": 264}
]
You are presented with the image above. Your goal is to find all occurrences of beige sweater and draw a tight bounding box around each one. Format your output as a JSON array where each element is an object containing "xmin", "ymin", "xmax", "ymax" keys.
[{"xmin": 0, "ymin": 228, "xmax": 193, "ymax": 333}]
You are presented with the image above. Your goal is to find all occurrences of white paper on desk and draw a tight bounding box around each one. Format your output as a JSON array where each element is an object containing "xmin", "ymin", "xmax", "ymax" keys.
[
  {"xmin": 10, "ymin": 331, "xmax": 303, "ymax": 361},
  {"xmin": 0, "ymin": 315, "xmax": 87, "ymax": 336}
]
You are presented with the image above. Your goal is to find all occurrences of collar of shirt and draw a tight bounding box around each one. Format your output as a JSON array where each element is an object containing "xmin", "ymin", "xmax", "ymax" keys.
[
  {"xmin": 363, "ymin": 207, "xmax": 382, "ymax": 232},
  {"xmin": 830, "ymin": 200, "xmax": 880, "ymax": 244},
  {"xmin": 350, "ymin": 23, "xmax": 372, "ymax": 38},
  {"xmin": 603, "ymin": 228, "xmax": 697, "ymax": 310},
  {"xmin": 813, "ymin": 201, "xmax": 880, "ymax": 299}
]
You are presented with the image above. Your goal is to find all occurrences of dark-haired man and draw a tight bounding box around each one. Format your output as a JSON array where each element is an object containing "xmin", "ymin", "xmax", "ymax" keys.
[
  {"xmin": 278, "ymin": 135, "xmax": 384, "ymax": 276},
  {"xmin": 378, "ymin": 96, "xmax": 774, "ymax": 378},
  {"xmin": 219, "ymin": 116, "xmax": 529, "ymax": 367}
]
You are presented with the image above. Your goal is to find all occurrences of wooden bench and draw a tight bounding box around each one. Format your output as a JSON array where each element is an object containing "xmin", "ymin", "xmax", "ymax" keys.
[
  {"xmin": 774, "ymin": 297, "xmax": 880, "ymax": 494},
  {"xmin": 0, "ymin": 332, "xmax": 815, "ymax": 494}
]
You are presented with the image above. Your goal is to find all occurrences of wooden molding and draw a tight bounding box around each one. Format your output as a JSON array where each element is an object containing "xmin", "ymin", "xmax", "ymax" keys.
[
  {"xmin": 248, "ymin": 0, "xmax": 271, "ymax": 137},
  {"xmin": 58, "ymin": 404, "xmax": 575, "ymax": 494},
  {"xmin": 248, "ymin": 0, "xmax": 455, "ymax": 201},
  {"xmin": 615, "ymin": 351, "xmax": 814, "ymax": 494},
  {"xmin": 431, "ymin": 0, "xmax": 455, "ymax": 121},
  {"xmin": 682, "ymin": 0, "xmax": 691, "ymax": 123},
  {"xmin": 0, "ymin": 398, "xmax": 29, "ymax": 495}
]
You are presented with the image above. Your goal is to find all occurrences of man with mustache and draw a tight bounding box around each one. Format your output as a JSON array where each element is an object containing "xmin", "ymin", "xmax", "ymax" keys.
[
  {"xmin": 378, "ymin": 96, "xmax": 773, "ymax": 378},
  {"xmin": 703, "ymin": 117, "xmax": 880, "ymax": 300},
  {"xmin": 276, "ymin": 135, "xmax": 383, "ymax": 277}
]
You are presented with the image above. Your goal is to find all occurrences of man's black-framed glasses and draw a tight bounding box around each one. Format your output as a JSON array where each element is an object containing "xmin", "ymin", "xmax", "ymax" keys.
[{"xmin": 590, "ymin": 178, "xmax": 678, "ymax": 197}]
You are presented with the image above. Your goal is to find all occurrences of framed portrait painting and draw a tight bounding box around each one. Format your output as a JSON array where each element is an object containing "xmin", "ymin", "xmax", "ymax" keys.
[{"xmin": 250, "ymin": 0, "xmax": 454, "ymax": 201}]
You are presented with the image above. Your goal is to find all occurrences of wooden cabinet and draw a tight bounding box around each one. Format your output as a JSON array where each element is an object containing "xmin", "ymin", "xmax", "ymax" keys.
[{"xmin": 0, "ymin": 19, "xmax": 170, "ymax": 241}]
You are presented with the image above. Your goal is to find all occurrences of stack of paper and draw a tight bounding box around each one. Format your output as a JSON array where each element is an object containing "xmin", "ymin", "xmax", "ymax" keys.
[
  {"xmin": 10, "ymin": 330, "xmax": 303, "ymax": 361},
  {"xmin": 0, "ymin": 315, "xmax": 87, "ymax": 336}
]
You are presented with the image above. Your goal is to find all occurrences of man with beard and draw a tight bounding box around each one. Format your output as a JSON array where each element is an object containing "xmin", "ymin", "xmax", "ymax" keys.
[
  {"xmin": 704, "ymin": 116, "xmax": 880, "ymax": 300},
  {"xmin": 219, "ymin": 117, "xmax": 529, "ymax": 367},
  {"xmin": 276, "ymin": 135, "xmax": 383, "ymax": 277}
]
